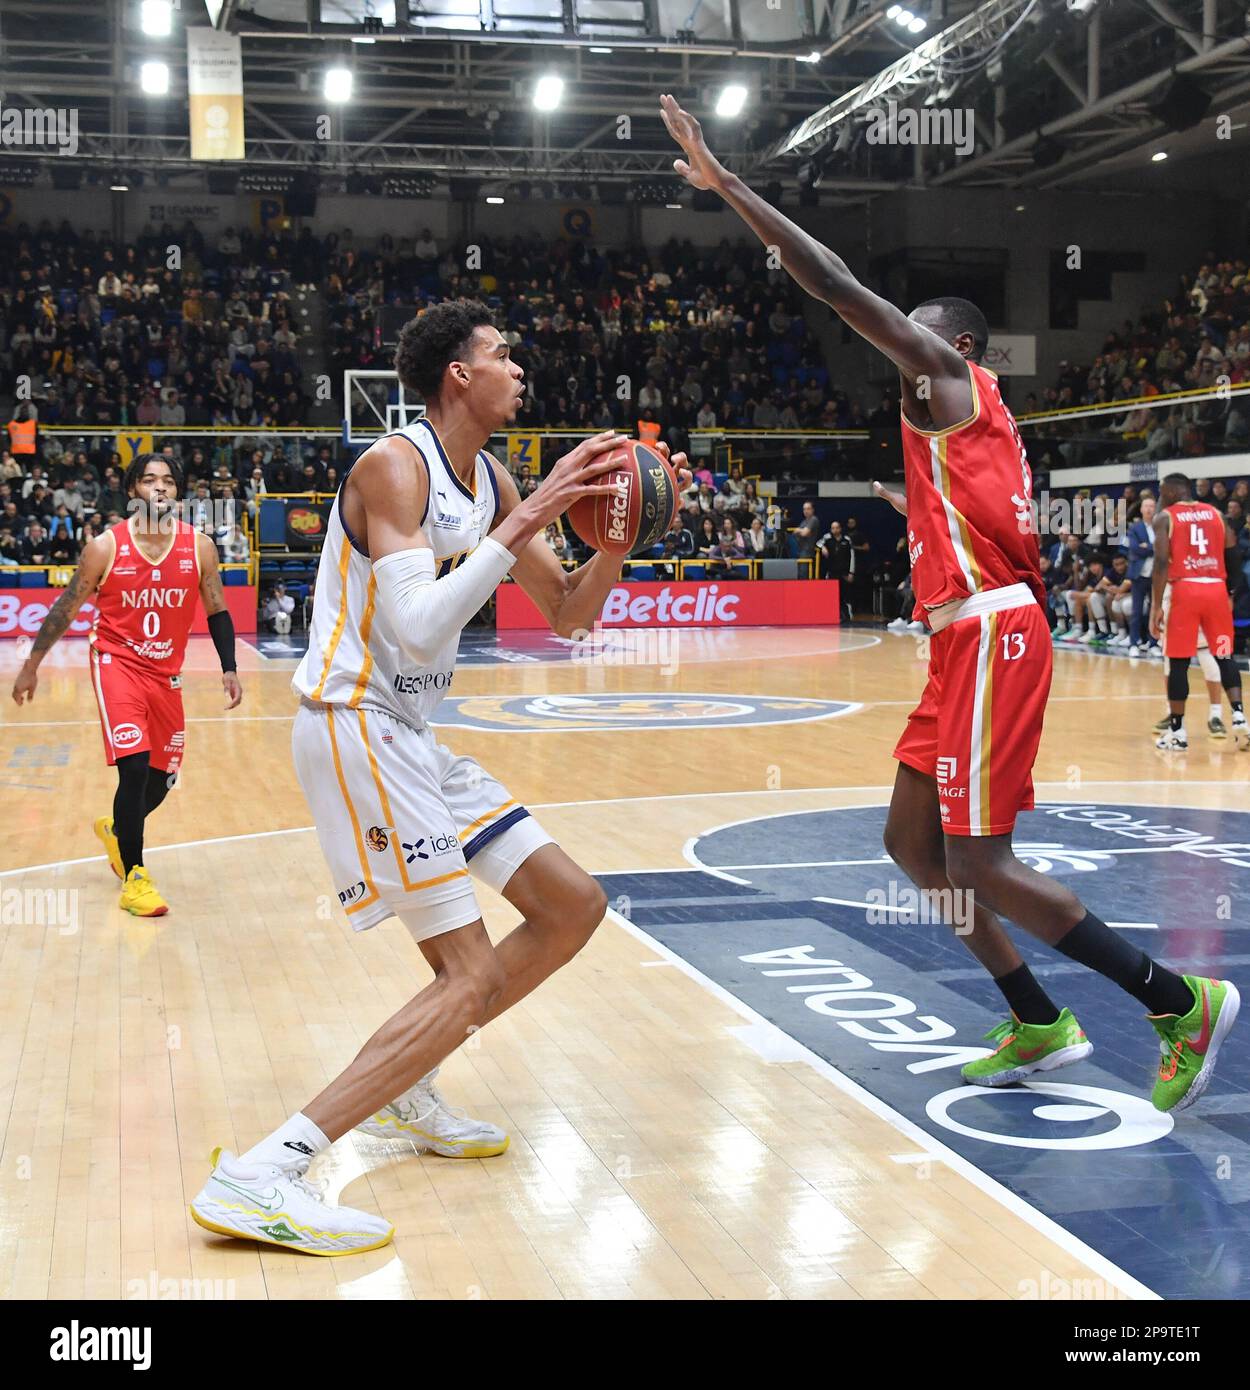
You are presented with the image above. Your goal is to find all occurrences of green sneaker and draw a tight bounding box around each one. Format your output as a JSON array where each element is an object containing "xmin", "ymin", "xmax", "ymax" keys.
[
  {"xmin": 1149, "ymin": 976, "xmax": 1240, "ymax": 1113},
  {"xmin": 1152, "ymin": 714, "xmax": 1171, "ymax": 734},
  {"xmin": 962, "ymin": 1007, "xmax": 1092, "ymax": 1087}
]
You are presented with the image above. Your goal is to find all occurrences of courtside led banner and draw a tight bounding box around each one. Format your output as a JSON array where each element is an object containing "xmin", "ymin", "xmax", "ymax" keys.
[
  {"xmin": 497, "ymin": 579, "xmax": 840, "ymax": 630},
  {"xmin": 187, "ymin": 28, "xmax": 245, "ymax": 161},
  {"xmin": 0, "ymin": 587, "xmax": 258, "ymax": 637}
]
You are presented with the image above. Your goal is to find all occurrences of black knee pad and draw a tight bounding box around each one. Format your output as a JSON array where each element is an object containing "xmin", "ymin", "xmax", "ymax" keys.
[
  {"xmin": 1167, "ymin": 658, "xmax": 1191, "ymax": 703},
  {"xmin": 1216, "ymin": 656, "xmax": 1241, "ymax": 693}
]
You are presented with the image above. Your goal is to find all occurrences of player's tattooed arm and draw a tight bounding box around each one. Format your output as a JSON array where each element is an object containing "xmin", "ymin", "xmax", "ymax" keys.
[
  {"xmin": 659, "ymin": 94, "xmax": 965, "ymax": 387},
  {"xmin": 11, "ymin": 535, "xmax": 110, "ymax": 705}
]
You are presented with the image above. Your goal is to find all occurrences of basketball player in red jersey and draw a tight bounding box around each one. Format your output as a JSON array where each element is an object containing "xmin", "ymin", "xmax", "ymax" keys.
[
  {"xmin": 661, "ymin": 93, "xmax": 1238, "ymax": 1113},
  {"xmin": 1150, "ymin": 471, "xmax": 1248, "ymax": 751},
  {"xmin": 11, "ymin": 453, "xmax": 243, "ymax": 916}
]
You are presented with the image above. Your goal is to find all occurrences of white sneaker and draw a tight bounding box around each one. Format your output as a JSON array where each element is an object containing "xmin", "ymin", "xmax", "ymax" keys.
[
  {"xmin": 1156, "ymin": 729, "xmax": 1189, "ymax": 751},
  {"xmin": 355, "ymin": 1068, "xmax": 510, "ymax": 1158},
  {"xmin": 1079, "ymin": 629, "xmax": 1097, "ymax": 643},
  {"xmin": 886, "ymin": 617, "xmax": 908, "ymax": 632},
  {"xmin": 1128, "ymin": 644, "xmax": 1141, "ymax": 658},
  {"xmin": 1060, "ymin": 629, "xmax": 1083, "ymax": 642},
  {"xmin": 1112, "ymin": 633, "xmax": 1129, "ymax": 646},
  {"xmin": 1233, "ymin": 717, "xmax": 1250, "ymax": 751},
  {"xmin": 190, "ymin": 1149, "xmax": 393, "ymax": 1256},
  {"xmin": 906, "ymin": 620, "xmax": 926, "ymax": 635}
]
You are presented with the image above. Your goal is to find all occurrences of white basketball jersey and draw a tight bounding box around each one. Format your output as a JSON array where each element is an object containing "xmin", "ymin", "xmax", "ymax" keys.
[{"xmin": 292, "ymin": 419, "xmax": 499, "ymax": 726}]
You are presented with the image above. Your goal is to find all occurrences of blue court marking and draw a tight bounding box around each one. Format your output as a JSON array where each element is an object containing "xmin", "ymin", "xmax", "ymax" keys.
[{"xmin": 598, "ymin": 801, "xmax": 1250, "ymax": 1301}]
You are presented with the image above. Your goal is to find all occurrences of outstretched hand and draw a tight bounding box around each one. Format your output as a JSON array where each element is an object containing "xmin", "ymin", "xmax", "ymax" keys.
[
  {"xmin": 872, "ymin": 480, "xmax": 907, "ymax": 517},
  {"xmin": 660, "ymin": 94, "xmax": 726, "ymax": 193}
]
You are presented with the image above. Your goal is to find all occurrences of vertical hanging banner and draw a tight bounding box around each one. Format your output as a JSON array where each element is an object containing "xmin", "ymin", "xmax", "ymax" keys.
[{"xmin": 187, "ymin": 28, "xmax": 245, "ymax": 160}]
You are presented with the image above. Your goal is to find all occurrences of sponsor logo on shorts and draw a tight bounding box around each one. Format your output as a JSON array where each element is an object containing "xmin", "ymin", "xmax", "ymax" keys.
[
  {"xmin": 381, "ymin": 729, "xmax": 393, "ymax": 744},
  {"xmin": 338, "ymin": 879, "xmax": 367, "ymax": 905},
  {"xmin": 401, "ymin": 832, "xmax": 460, "ymax": 864},
  {"xmin": 366, "ymin": 826, "xmax": 390, "ymax": 852},
  {"xmin": 111, "ymin": 722, "xmax": 142, "ymax": 750},
  {"xmin": 393, "ymin": 671, "xmax": 455, "ymax": 695},
  {"xmin": 936, "ymin": 756, "xmax": 958, "ymax": 783}
]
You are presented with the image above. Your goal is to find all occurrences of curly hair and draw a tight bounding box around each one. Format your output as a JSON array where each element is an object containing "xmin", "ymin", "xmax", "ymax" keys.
[
  {"xmin": 394, "ymin": 300, "xmax": 497, "ymax": 400},
  {"xmin": 123, "ymin": 451, "xmax": 184, "ymax": 498}
]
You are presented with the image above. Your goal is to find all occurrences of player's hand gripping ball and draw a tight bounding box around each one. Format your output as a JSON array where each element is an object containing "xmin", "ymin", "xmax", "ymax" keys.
[{"xmin": 566, "ymin": 440, "xmax": 681, "ymax": 557}]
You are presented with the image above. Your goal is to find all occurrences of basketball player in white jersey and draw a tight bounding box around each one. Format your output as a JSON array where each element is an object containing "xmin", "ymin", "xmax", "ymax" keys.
[{"xmin": 192, "ymin": 300, "xmax": 687, "ymax": 1254}]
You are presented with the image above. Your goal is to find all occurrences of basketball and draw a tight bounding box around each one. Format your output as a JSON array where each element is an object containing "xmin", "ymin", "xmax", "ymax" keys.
[{"xmin": 566, "ymin": 441, "xmax": 680, "ymax": 557}]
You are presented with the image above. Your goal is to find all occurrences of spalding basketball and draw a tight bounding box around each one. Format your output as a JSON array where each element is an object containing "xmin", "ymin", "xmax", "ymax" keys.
[{"xmin": 566, "ymin": 441, "xmax": 680, "ymax": 557}]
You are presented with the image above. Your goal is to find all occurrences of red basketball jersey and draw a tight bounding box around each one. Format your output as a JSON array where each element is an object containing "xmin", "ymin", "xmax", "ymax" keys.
[
  {"xmin": 91, "ymin": 519, "xmax": 200, "ymax": 675},
  {"xmin": 1166, "ymin": 500, "xmax": 1227, "ymax": 583},
  {"xmin": 901, "ymin": 360, "xmax": 1044, "ymax": 617}
]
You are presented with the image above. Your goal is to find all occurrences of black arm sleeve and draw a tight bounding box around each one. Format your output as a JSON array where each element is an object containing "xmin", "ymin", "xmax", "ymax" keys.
[{"xmin": 207, "ymin": 608, "xmax": 237, "ymax": 673}]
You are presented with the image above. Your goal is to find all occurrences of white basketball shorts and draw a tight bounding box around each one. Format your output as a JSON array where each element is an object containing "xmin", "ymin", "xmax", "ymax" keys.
[{"xmin": 292, "ymin": 700, "xmax": 553, "ymax": 940}]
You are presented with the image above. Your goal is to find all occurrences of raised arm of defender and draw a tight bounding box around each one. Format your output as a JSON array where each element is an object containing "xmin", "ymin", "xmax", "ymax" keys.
[
  {"xmin": 349, "ymin": 431, "xmax": 623, "ymax": 663},
  {"xmin": 659, "ymin": 94, "xmax": 969, "ymax": 395}
]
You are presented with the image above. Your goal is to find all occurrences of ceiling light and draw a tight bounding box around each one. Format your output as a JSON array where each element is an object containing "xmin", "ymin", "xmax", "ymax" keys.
[
  {"xmin": 797, "ymin": 50, "xmax": 821, "ymax": 63},
  {"xmin": 715, "ymin": 84, "xmax": 748, "ymax": 118},
  {"xmin": 140, "ymin": 0, "xmax": 172, "ymax": 37},
  {"xmin": 351, "ymin": 36, "xmax": 377, "ymax": 44},
  {"xmin": 887, "ymin": 4, "xmax": 902, "ymax": 14},
  {"xmin": 140, "ymin": 61, "xmax": 169, "ymax": 95},
  {"xmin": 908, "ymin": 16, "xmax": 926, "ymax": 31},
  {"xmin": 485, "ymin": 195, "xmax": 505, "ymax": 204},
  {"xmin": 589, "ymin": 46, "xmax": 613, "ymax": 54},
  {"xmin": 897, "ymin": 9, "xmax": 914, "ymax": 24},
  {"xmin": 665, "ymin": 202, "xmax": 682, "ymax": 209},
  {"xmin": 111, "ymin": 180, "xmax": 129, "ymax": 192},
  {"xmin": 534, "ymin": 74, "xmax": 564, "ymax": 111},
  {"xmin": 324, "ymin": 68, "xmax": 353, "ymax": 103},
  {"xmin": 1151, "ymin": 150, "xmax": 1168, "ymax": 162}
]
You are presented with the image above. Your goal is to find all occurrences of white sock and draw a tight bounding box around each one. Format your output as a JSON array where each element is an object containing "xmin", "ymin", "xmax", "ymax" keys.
[
  {"xmin": 238, "ymin": 1113, "xmax": 331, "ymax": 1169},
  {"xmin": 1210, "ymin": 703, "xmax": 1223, "ymax": 722}
]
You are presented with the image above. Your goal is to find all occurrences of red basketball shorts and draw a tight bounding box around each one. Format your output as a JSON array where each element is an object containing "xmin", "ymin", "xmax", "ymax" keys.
[
  {"xmin": 89, "ymin": 647, "xmax": 186, "ymax": 773},
  {"xmin": 1163, "ymin": 579, "xmax": 1234, "ymax": 660},
  {"xmin": 894, "ymin": 593, "xmax": 1052, "ymax": 837}
]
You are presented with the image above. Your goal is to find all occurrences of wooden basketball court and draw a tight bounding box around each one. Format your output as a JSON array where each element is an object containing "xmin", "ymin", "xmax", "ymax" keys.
[{"xmin": 2, "ymin": 627, "xmax": 1245, "ymax": 1300}]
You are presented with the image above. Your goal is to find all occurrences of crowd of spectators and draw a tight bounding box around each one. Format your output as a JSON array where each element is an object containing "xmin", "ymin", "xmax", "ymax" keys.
[
  {"xmin": 334, "ymin": 229, "xmax": 864, "ymax": 444},
  {"xmin": 0, "ymin": 218, "xmax": 310, "ymax": 432},
  {"xmin": 1024, "ymin": 256, "xmax": 1250, "ymax": 469}
]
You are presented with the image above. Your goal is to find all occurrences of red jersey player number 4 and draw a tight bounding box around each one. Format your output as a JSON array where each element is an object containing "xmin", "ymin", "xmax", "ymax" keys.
[{"xmin": 11, "ymin": 453, "xmax": 244, "ymax": 918}]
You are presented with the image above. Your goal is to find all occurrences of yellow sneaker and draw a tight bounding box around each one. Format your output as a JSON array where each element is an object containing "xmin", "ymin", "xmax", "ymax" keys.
[
  {"xmin": 119, "ymin": 865, "xmax": 168, "ymax": 917},
  {"xmin": 93, "ymin": 816, "xmax": 124, "ymax": 879}
]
